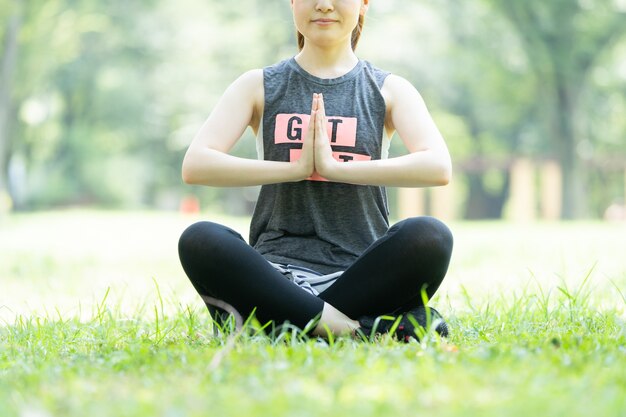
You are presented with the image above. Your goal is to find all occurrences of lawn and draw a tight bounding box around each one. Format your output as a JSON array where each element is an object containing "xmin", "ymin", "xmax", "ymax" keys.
[{"xmin": 1, "ymin": 210, "xmax": 625, "ymax": 417}]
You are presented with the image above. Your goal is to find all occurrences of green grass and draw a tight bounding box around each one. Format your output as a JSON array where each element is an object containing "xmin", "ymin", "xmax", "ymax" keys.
[{"xmin": 1, "ymin": 210, "xmax": 625, "ymax": 416}]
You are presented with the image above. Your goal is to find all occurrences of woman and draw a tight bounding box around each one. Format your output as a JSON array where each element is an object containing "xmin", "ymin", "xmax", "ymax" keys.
[{"xmin": 178, "ymin": 0, "xmax": 453, "ymax": 341}]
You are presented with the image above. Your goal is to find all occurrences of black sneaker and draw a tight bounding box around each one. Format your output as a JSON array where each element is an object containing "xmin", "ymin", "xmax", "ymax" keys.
[{"xmin": 357, "ymin": 306, "xmax": 449, "ymax": 342}]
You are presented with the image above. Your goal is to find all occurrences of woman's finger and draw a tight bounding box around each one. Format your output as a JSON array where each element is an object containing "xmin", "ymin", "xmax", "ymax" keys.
[{"xmin": 310, "ymin": 93, "xmax": 318, "ymax": 113}]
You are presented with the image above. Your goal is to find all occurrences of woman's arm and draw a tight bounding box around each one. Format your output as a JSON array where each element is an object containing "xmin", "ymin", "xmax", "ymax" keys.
[
  {"xmin": 314, "ymin": 75, "xmax": 452, "ymax": 187},
  {"xmin": 181, "ymin": 70, "xmax": 315, "ymax": 187}
]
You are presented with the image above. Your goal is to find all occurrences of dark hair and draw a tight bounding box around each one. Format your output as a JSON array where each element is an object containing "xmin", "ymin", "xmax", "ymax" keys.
[{"xmin": 296, "ymin": 13, "xmax": 365, "ymax": 51}]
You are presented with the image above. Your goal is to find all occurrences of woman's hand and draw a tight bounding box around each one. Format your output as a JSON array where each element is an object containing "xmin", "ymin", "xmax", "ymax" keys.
[
  {"xmin": 313, "ymin": 93, "xmax": 339, "ymax": 178},
  {"xmin": 294, "ymin": 93, "xmax": 318, "ymax": 179}
]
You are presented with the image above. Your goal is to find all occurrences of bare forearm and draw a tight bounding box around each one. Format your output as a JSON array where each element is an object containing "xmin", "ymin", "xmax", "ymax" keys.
[
  {"xmin": 319, "ymin": 150, "xmax": 451, "ymax": 188},
  {"xmin": 182, "ymin": 148, "xmax": 307, "ymax": 187}
]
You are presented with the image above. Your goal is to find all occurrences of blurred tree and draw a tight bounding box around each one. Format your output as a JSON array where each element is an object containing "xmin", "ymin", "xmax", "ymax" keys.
[
  {"xmin": 158, "ymin": 0, "xmax": 297, "ymax": 214},
  {"xmin": 0, "ymin": 0, "xmax": 22, "ymax": 206},
  {"xmin": 3, "ymin": 0, "xmax": 624, "ymax": 216},
  {"xmin": 584, "ymin": 41, "xmax": 626, "ymax": 216},
  {"xmin": 433, "ymin": 0, "xmax": 537, "ymax": 219},
  {"xmin": 3, "ymin": 0, "xmax": 164, "ymax": 209},
  {"xmin": 486, "ymin": 0, "xmax": 626, "ymax": 218}
]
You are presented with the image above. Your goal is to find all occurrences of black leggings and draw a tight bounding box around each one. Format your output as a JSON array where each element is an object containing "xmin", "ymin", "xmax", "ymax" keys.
[{"xmin": 178, "ymin": 217, "xmax": 453, "ymax": 329}]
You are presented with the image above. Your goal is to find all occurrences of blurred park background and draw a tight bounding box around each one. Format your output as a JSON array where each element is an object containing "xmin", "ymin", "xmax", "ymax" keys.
[
  {"xmin": 2, "ymin": 4, "xmax": 625, "ymax": 415},
  {"xmin": 1, "ymin": 0, "xmax": 625, "ymax": 221}
]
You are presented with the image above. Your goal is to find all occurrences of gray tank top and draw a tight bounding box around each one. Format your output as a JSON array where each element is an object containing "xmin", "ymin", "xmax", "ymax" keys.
[{"xmin": 250, "ymin": 57, "xmax": 391, "ymax": 274}]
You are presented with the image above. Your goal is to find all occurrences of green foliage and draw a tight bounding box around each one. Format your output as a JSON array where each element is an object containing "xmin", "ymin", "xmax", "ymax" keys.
[
  {"xmin": 1, "ymin": 0, "xmax": 625, "ymax": 216},
  {"xmin": 482, "ymin": 0, "xmax": 626, "ymax": 217}
]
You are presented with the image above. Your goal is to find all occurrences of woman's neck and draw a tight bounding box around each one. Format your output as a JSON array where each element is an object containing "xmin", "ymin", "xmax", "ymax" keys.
[{"xmin": 294, "ymin": 42, "xmax": 359, "ymax": 79}]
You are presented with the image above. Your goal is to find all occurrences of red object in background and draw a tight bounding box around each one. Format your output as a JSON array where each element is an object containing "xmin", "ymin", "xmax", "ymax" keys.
[{"xmin": 180, "ymin": 195, "xmax": 200, "ymax": 214}]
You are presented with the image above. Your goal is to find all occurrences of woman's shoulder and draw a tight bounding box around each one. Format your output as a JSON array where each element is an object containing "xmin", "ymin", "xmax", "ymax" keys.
[
  {"xmin": 376, "ymin": 72, "xmax": 424, "ymax": 133},
  {"xmin": 233, "ymin": 68, "xmax": 263, "ymax": 87},
  {"xmin": 382, "ymin": 73, "xmax": 416, "ymax": 92},
  {"xmin": 380, "ymin": 73, "xmax": 422, "ymax": 104},
  {"xmin": 229, "ymin": 58, "xmax": 294, "ymax": 110},
  {"xmin": 228, "ymin": 69, "xmax": 264, "ymax": 101},
  {"xmin": 222, "ymin": 69, "xmax": 264, "ymax": 130},
  {"xmin": 235, "ymin": 56, "xmax": 296, "ymax": 89}
]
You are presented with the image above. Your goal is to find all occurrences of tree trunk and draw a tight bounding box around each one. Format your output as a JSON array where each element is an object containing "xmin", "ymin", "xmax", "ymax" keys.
[
  {"xmin": 464, "ymin": 171, "xmax": 510, "ymax": 219},
  {"xmin": 554, "ymin": 81, "xmax": 586, "ymax": 219},
  {"xmin": 0, "ymin": 8, "xmax": 22, "ymax": 206}
]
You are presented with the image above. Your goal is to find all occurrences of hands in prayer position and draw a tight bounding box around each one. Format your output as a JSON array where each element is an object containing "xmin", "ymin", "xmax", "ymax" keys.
[{"xmin": 298, "ymin": 93, "xmax": 338, "ymax": 180}]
